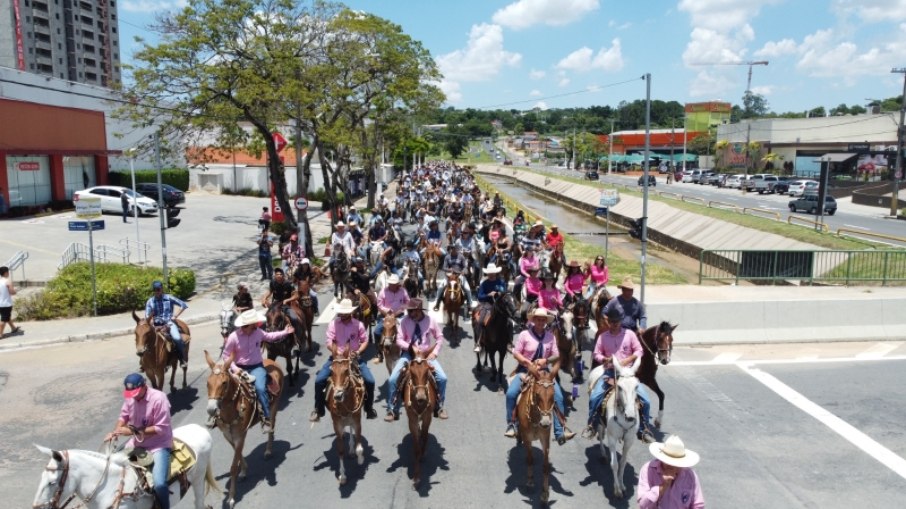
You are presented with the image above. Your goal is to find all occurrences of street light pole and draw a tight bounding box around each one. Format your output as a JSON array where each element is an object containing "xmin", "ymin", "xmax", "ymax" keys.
[
  {"xmin": 641, "ymin": 73, "xmax": 651, "ymax": 305},
  {"xmin": 890, "ymin": 68, "xmax": 906, "ymax": 216},
  {"xmin": 608, "ymin": 118, "xmax": 615, "ymax": 175},
  {"xmin": 127, "ymin": 149, "xmax": 141, "ymax": 257},
  {"xmin": 682, "ymin": 114, "xmax": 688, "ymax": 172},
  {"xmin": 154, "ymin": 132, "xmax": 169, "ymax": 286}
]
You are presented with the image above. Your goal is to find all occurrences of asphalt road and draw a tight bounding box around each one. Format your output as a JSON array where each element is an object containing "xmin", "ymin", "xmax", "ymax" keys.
[{"xmin": 3, "ymin": 320, "xmax": 906, "ymax": 508}]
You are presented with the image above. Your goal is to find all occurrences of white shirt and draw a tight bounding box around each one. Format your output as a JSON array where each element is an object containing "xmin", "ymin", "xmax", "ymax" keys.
[
  {"xmin": 331, "ymin": 230, "xmax": 356, "ymax": 257},
  {"xmin": 0, "ymin": 277, "xmax": 13, "ymax": 307}
]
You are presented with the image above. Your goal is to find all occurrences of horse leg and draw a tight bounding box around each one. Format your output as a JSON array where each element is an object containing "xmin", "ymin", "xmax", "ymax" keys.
[
  {"xmin": 617, "ymin": 430, "xmax": 633, "ymax": 498},
  {"xmin": 497, "ymin": 350, "xmax": 506, "ymax": 388},
  {"xmin": 355, "ymin": 419, "xmax": 364, "ymax": 466},
  {"xmin": 333, "ymin": 420, "xmax": 347, "ymax": 485},
  {"xmin": 227, "ymin": 437, "xmax": 246, "ymax": 509},
  {"xmin": 607, "ymin": 433, "xmax": 623, "ymax": 498},
  {"xmin": 541, "ymin": 434, "xmax": 551, "ymax": 504},
  {"xmin": 646, "ymin": 374, "xmax": 666, "ymax": 428},
  {"xmin": 523, "ymin": 433, "xmax": 535, "ymax": 489},
  {"xmin": 169, "ymin": 363, "xmax": 177, "ymax": 393},
  {"xmin": 409, "ymin": 415, "xmax": 422, "ymax": 486},
  {"xmin": 286, "ymin": 352, "xmax": 295, "ymax": 387}
]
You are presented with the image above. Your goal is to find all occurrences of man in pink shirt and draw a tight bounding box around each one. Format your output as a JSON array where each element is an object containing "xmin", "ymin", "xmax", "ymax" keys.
[
  {"xmin": 638, "ymin": 435, "xmax": 705, "ymax": 508},
  {"xmin": 385, "ymin": 298, "xmax": 448, "ymax": 421},
  {"xmin": 310, "ymin": 299, "xmax": 377, "ymax": 422},
  {"xmin": 584, "ymin": 306, "xmax": 654, "ymax": 442},
  {"xmin": 105, "ymin": 373, "xmax": 173, "ymax": 509},
  {"xmin": 222, "ymin": 309, "xmax": 294, "ymax": 433},
  {"xmin": 373, "ymin": 274, "xmax": 410, "ymax": 344}
]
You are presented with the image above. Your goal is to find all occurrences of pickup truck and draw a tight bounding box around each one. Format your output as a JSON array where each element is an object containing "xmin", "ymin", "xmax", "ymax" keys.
[{"xmin": 751, "ymin": 174, "xmax": 779, "ymax": 194}]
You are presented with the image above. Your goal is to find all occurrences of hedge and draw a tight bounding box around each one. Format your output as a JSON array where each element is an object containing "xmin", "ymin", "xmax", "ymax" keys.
[
  {"xmin": 108, "ymin": 169, "xmax": 190, "ymax": 191},
  {"xmin": 15, "ymin": 263, "xmax": 196, "ymax": 320}
]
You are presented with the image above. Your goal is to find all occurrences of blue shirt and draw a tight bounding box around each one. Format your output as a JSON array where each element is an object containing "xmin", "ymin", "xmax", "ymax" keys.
[
  {"xmin": 145, "ymin": 294, "xmax": 188, "ymax": 324},
  {"xmin": 601, "ymin": 295, "xmax": 647, "ymax": 330},
  {"xmin": 477, "ymin": 278, "xmax": 507, "ymax": 302},
  {"xmin": 427, "ymin": 229, "xmax": 442, "ymax": 242}
]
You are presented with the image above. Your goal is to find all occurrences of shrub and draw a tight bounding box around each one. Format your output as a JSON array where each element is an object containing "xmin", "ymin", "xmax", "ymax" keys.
[
  {"xmin": 221, "ymin": 188, "xmax": 267, "ymax": 197},
  {"xmin": 16, "ymin": 263, "xmax": 196, "ymax": 320},
  {"xmin": 108, "ymin": 169, "xmax": 190, "ymax": 191}
]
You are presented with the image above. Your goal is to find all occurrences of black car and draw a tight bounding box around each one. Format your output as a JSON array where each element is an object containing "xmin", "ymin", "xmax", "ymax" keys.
[
  {"xmin": 585, "ymin": 171, "xmax": 600, "ymax": 180},
  {"xmin": 773, "ymin": 178, "xmax": 791, "ymax": 195},
  {"xmin": 135, "ymin": 183, "xmax": 186, "ymax": 208},
  {"xmin": 637, "ymin": 175, "xmax": 657, "ymax": 187}
]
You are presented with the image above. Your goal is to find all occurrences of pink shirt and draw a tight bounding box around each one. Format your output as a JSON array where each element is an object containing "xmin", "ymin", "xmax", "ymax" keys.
[
  {"xmin": 589, "ymin": 264, "xmax": 609, "ymax": 285},
  {"xmin": 519, "ymin": 255, "xmax": 539, "ymax": 277},
  {"xmin": 513, "ymin": 328, "xmax": 559, "ymax": 360},
  {"xmin": 222, "ymin": 327, "xmax": 291, "ymax": 366},
  {"xmin": 397, "ymin": 314, "xmax": 444, "ymax": 357},
  {"xmin": 377, "ymin": 287, "xmax": 410, "ymax": 315},
  {"xmin": 593, "ymin": 328, "xmax": 643, "ymax": 366},
  {"xmin": 538, "ymin": 288, "xmax": 562, "ymax": 312},
  {"xmin": 326, "ymin": 318, "xmax": 367, "ymax": 353},
  {"xmin": 525, "ymin": 276, "xmax": 542, "ymax": 296},
  {"xmin": 637, "ymin": 460, "xmax": 705, "ymax": 509},
  {"xmin": 564, "ymin": 272, "xmax": 585, "ymax": 295},
  {"xmin": 119, "ymin": 387, "xmax": 172, "ymax": 453}
]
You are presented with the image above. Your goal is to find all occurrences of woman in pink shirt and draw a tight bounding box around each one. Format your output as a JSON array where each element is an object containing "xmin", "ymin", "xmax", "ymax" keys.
[
  {"xmin": 538, "ymin": 271, "xmax": 563, "ymax": 316},
  {"xmin": 513, "ymin": 248, "xmax": 539, "ymax": 299},
  {"xmin": 637, "ymin": 435, "xmax": 705, "ymax": 509},
  {"xmin": 563, "ymin": 260, "xmax": 586, "ymax": 304},
  {"xmin": 585, "ymin": 255, "xmax": 609, "ymax": 300}
]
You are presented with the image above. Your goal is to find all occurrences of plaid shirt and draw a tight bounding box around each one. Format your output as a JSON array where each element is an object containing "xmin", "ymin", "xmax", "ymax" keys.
[{"xmin": 145, "ymin": 294, "xmax": 188, "ymax": 324}]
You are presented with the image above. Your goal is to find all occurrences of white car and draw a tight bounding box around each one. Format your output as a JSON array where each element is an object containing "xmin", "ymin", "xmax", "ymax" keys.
[
  {"xmin": 73, "ymin": 186, "xmax": 159, "ymax": 216},
  {"xmin": 787, "ymin": 180, "xmax": 818, "ymax": 197},
  {"xmin": 724, "ymin": 174, "xmax": 747, "ymax": 189}
]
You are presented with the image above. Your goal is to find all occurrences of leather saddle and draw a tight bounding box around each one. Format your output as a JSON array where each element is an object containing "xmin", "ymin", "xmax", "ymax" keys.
[{"xmin": 126, "ymin": 439, "xmax": 196, "ymax": 499}]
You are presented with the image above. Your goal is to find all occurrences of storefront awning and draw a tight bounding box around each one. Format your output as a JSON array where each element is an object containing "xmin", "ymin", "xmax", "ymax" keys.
[{"xmin": 814, "ymin": 153, "xmax": 857, "ymax": 163}]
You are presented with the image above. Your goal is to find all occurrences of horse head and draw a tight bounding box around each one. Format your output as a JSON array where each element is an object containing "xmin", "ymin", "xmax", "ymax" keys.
[
  {"xmin": 265, "ymin": 304, "xmax": 286, "ymax": 333},
  {"xmin": 613, "ymin": 360, "xmax": 639, "ymax": 423},
  {"xmin": 381, "ymin": 314, "xmax": 398, "ymax": 347},
  {"xmin": 530, "ymin": 370, "xmax": 556, "ymax": 429},
  {"xmin": 219, "ymin": 303, "xmax": 234, "ymax": 338},
  {"xmin": 132, "ymin": 310, "xmax": 155, "ymax": 358},
  {"xmin": 653, "ymin": 322, "xmax": 677, "ymax": 365},
  {"xmin": 205, "ymin": 350, "xmax": 234, "ymax": 420},
  {"xmin": 407, "ymin": 357, "xmax": 434, "ymax": 406},
  {"xmin": 32, "ymin": 446, "xmax": 69, "ymax": 509},
  {"xmin": 496, "ymin": 291, "xmax": 517, "ymax": 319},
  {"xmin": 329, "ymin": 353, "xmax": 357, "ymax": 404}
]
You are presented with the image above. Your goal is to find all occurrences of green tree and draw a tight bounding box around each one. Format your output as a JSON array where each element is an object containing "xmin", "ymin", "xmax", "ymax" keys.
[{"xmin": 741, "ymin": 91, "xmax": 769, "ymax": 118}]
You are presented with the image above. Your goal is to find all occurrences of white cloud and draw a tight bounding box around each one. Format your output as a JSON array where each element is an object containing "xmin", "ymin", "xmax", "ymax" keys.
[
  {"xmin": 533, "ymin": 101, "xmax": 549, "ymax": 110},
  {"xmin": 529, "ymin": 89, "xmax": 543, "ymax": 97},
  {"xmin": 492, "ymin": 0, "xmax": 600, "ymax": 30},
  {"xmin": 833, "ymin": 0, "xmax": 906, "ymax": 23},
  {"xmin": 678, "ymin": 0, "xmax": 781, "ymax": 31},
  {"xmin": 529, "ymin": 69, "xmax": 546, "ymax": 80},
  {"xmin": 688, "ymin": 70, "xmax": 733, "ymax": 98},
  {"xmin": 435, "ymin": 23, "xmax": 521, "ymax": 103},
  {"xmin": 682, "ymin": 26, "xmax": 751, "ymax": 66},
  {"xmin": 122, "ymin": 0, "xmax": 187, "ymax": 13},
  {"xmin": 795, "ymin": 27, "xmax": 906, "ymax": 82},
  {"xmin": 438, "ymin": 80, "xmax": 463, "ymax": 104},
  {"xmin": 754, "ymin": 38, "xmax": 798, "ymax": 58},
  {"xmin": 558, "ymin": 77, "xmax": 571, "ymax": 87},
  {"xmin": 608, "ymin": 19, "xmax": 632, "ymax": 30},
  {"xmin": 555, "ymin": 39, "xmax": 623, "ymax": 72},
  {"xmin": 750, "ymin": 85, "xmax": 774, "ymax": 95}
]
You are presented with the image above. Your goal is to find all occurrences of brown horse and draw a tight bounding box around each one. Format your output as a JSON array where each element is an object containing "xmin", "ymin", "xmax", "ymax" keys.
[
  {"xmin": 325, "ymin": 352, "xmax": 365, "ymax": 486},
  {"xmin": 402, "ymin": 357, "xmax": 437, "ymax": 487},
  {"xmin": 264, "ymin": 305, "xmax": 300, "ymax": 386},
  {"xmin": 424, "ymin": 243, "xmax": 442, "ymax": 298},
  {"xmin": 552, "ymin": 313, "xmax": 577, "ymax": 382},
  {"xmin": 547, "ymin": 244, "xmax": 564, "ymax": 278},
  {"xmin": 441, "ymin": 273, "xmax": 464, "ymax": 334},
  {"xmin": 472, "ymin": 292, "xmax": 517, "ymax": 390},
  {"xmin": 637, "ymin": 321, "xmax": 677, "ymax": 428},
  {"xmin": 131, "ymin": 311, "xmax": 189, "ymax": 392},
  {"xmin": 591, "ymin": 286, "xmax": 614, "ymax": 333},
  {"xmin": 379, "ymin": 313, "xmax": 401, "ymax": 374},
  {"xmin": 347, "ymin": 289, "xmax": 375, "ymax": 332},
  {"xmin": 514, "ymin": 370, "xmax": 557, "ymax": 504},
  {"xmin": 204, "ymin": 350, "xmax": 284, "ymax": 509},
  {"xmin": 290, "ymin": 279, "xmax": 315, "ymax": 353}
]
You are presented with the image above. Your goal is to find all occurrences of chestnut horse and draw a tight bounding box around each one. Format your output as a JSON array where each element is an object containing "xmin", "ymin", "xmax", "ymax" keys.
[
  {"xmin": 547, "ymin": 244, "xmax": 564, "ymax": 278},
  {"xmin": 289, "ymin": 279, "xmax": 315, "ymax": 353},
  {"xmin": 402, "ymin": 357, "xmax": 437, "ymax": 487},
  {"xmin": 513, "ymin": 370, "xmax": 557, "ymax": 504},
  {"xmin": 379, "ymin": 313, "xmax": 401, "ymax": 375},
  {"xmin": 638, "ymin": 321, "xmax": 677, "ymax": 428},
  {"xmin": 423, "ymin": 243, "xmax": 442, "ymax": 298},
  {"xmin": 204, "ymin": 351, "xmax": 283, "ymax": 509},
  {"xmin": 441, "ymin": 273, "xmax": 464, "ymax": 334},
  {"xmin": 264, "ymin": 305, "xmax": 300, "ymax": 386},
  {"xmin": 325, "ymin": 352, "xmax": 365, "ymax": 486},
  {"xmin": 131, "ymin": 311, "xmax": 189, "ymax": 392}
]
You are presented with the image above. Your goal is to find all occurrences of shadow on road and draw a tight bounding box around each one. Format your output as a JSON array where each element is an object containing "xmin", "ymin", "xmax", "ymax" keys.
[
  {"xmin": 503, "ymin": 442, "xmax": 574, "ymax": 507},
  {"xmin": 215, "ymin": 438, "xmax": 300, "ymax": 506},
  {"xmin": 312, "ymin": 434, "xmax": 379, "ymax": 497},
  {"xmin": 577, "ymin": 439, "xmax": 637, "ymax": 507},
  {"xmin": 385, "ymin": 432, "xmax": 449, "ymax": 496}
]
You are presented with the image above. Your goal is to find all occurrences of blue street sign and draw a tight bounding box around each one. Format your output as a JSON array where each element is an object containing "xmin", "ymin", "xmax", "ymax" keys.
[
  {"xmin": 68, "ymin": 220, "xmax": 105, "ymax": 231},
  {"xmin": 594, "ymin": 207, "xmax": 608, "ymax": 217}
]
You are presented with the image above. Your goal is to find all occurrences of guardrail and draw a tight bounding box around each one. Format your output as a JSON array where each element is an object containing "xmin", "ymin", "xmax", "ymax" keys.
[
  {"xmin": 120, "ymin": 238, "xmax": 151, "ymax": 265},
  {"xmin": 60, "ymin": 243, "xmax": 131, "ymax": 269},
  {"xmin": 700, "ymin": 249, "xmax": 906, "ymax": 285},
  {"xmin": 787, "ymin": 216, "xmax": 830, "ymax": 232},
  {"xmin": 741, "ymin": 207, "xmax": 781, "ymax": 221},
  {"xmin": 4, "ymin": 251, "xmax": 29, "ymax": 281},
  {"xmin": 835, "ymin": 228, "xmax": 906, "ymax": 245}
]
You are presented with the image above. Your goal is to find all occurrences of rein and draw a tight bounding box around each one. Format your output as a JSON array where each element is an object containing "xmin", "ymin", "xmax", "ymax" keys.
[
  {"xmin": 328, "ymin": 359, "xmax": 365, "ymax": 416},
  {"xmin": 639, "ymin": 323, "xmax": 663, "ymax": 361},
  {"xmin": 527, "ymin": 378, "xmax": 556, "ymax": 427},
  {"xmin": 36, "ymin": 449, "xmax": 117, "ymax": 509}
]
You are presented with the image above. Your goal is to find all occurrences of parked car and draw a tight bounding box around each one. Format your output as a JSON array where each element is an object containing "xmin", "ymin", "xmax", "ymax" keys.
[
  {"xmin": 754, "ymin": 175, "xmax": 780, "ymax": 194},
  {"xmin": 697, "ymin": 171, "xmax": 715, "ymax": 184},
  {"xmin": 73, "ymin": 186, "xmax": 159, "ymax": 216},
  {"xmin": 789, "ymin": 193, "xmax": 837, "ymax": 215},
  {"xmin": 707, "ymin": 173, "xmax": 726, "ymax": 186},
  {"xmin": 134, "ymin": 183, "xmax": 186, "ymax": 208},
  {"xmin": 682, "ymin": 169, "xmax": 702, "ymax": 183},
  {"xmin": 585, "ymin": 170, "xmax": 600, "ymax": 180},
  {"xmin": 638, "ymin": 174, "xmax": 657, "ymax": 187},
  {"xmin": 787, "ymin": 179, "xmax": 818, "ymax": 197},
  {"xmin": 503, "ymin": 159, "xmax": 513, "ymax": 166},
  {"xmin": 772, "ymin": 178, "xmax": 791, "ymax": 195},
  {"xmin": 724, "ymin": 174, "xmax": 746, "ymax": 189}
]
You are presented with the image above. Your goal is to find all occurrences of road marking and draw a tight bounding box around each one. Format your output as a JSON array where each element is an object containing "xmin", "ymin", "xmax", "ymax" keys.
[
  {"xmin": 843, "ymin": 224, "xmax": 870, "ymax": 230},
  {"xmin": 855, "ymin": 342, "xmax": 902, "ymax": 359},
  {"xmin": 740, "ymin": 363, "xmax": 906, "ymax": 481},
  {"xmin": 670, "ymin": 354, "xmax": 906, "ymax": 367},
  {"xmin": 712, "ymin": 352, "xmax": 742, "ymax": 363}
]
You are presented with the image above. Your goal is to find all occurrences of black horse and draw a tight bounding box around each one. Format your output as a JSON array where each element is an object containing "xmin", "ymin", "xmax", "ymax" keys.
[{"xmin": 471, "ymin": 291, "xmax": 517, "ymax": 390}]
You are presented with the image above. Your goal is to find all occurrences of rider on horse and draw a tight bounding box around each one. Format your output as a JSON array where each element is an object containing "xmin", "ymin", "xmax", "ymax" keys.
[
  {"xmin": 373, "ymin": 274, "xmax": 410, "ymax": 344},
  {"xmin": 328, "ymin": 221, "xmax": 356, "ymax": 273},
  {"xmin": 432, "ymin": 244, "xmax": 475, "ymax": 312},
  {"xmin": 513, "ymin": 246, "xmax": 539, "ymax": 299},
  {"xmin": 537, "ymin": 270, "xmax": 564, "ymax": 317},
  {"xmin": 281, "ymin": 233, "xmax": 305, "ymax": 274},
  {"xmin": 145, "ymin": 281, "xmax": 188, "ymax": 367},
  {"xmin": 601, "ymin": 276, "xmax": 647, "ymax": 334},
  {"xmin": 400, "ymin": 240, "xmax": 424, "ymax": 291},
  {"xmin": 385, "ymin": 298, "xmax": 449, "ymax": 421},
  {"xmin": 504, "ymin": 309, "xmax": 576, "ymax": 446},
  {"xmin": 475, "ymin": 263, "xmax": 508, "ymax": 352},
  {"xmin": 262, "ymin": 268, "xmax": 300, "ymax": 329},
  {"xmin": 563, "ymin": 261, "xmax": 587, "ymax": 307},
  {"xmin": 310, "ymin": 299, "xmax": 378, "ymax": 422},
  {"xmin": 105, "ymin": 373, "xmax": 174, "ymax": 509},
  {"xmin": 544, "ymin": 224, "xmax": 567, "ymax": 266},
  {"xmin": 222, "ymin": 309, "xmax": 295, "ymax": 433},
  {"xmin": 584, "ymin": 306, "xmax": 655, "ymax": 443},
  {"xmin": 585, "ymin": 255, "xmax": 610, "ymax": 300}
]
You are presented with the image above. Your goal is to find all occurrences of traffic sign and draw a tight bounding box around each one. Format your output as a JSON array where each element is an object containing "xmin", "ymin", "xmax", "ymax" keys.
[
  {"xmin": 599, "ymin": 189, "xmax": 619, "ymax": 207},
  {"xmin": 273, "ymin": 132, "xmax": 288, "ymax": 153},
  {"xmin": 594, "ymin": 207, "xmax": 608, "ymax": 217},
  {"xmin": 294, "ymin": 196, "xmax": 309, "ymax": 211},
  {"xmin": 74, "ymin": 196, "xmax": 102, "ymax": 218},
  {"xmin": 68, "ymin": 220, "xmax": 105, "ymax": 231}
]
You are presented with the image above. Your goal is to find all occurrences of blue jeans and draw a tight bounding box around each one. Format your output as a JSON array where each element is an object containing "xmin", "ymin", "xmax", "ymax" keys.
[
  {"xmin": 506, "ymin": 373, "xmax": 566, "ymax": 439},
  {"xmin": 152, "ymin": 448, "xmax": 171, "ymax": 509},
  {"xmin": 587, "ymin": 368, "xmax": 652, "ymax": 431},
  {"xmin": 259, "ymin": 253, "xmax": 273, "ymax": 279},
  {"xmin": 314, "ymin": 358, "xmax": 375, "ymax": 414},
  {"xmin": 164, "ymin": 321, "xmax": 186, "ymax": 362},
  {"xmin": 434, "ymin": 276, "xmax": 473, "ymax": 306},
  {"xmin": 238, "ymin": 363, "xmax": 270, "ymax": 420},
  {"xmin": 385, "ymin": 353, "xmax": 447, "ymax": 414}
]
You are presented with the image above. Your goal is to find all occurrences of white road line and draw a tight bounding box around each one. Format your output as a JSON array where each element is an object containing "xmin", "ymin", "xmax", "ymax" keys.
[
  {"xmin": 843, "ymin": 224, "xmax": 870, "ymax": 230},
  {"xmin": 739, "ymin": 363, "xmax": 906, "ymax": 481},
  {"xmin": 855, "ymin": 342, "xmax": 902, "ymax": 359},
  {"xmin": 669, "ymin": 354, "xmax": 906, "ymax": 367},
  {"xmin": 712, "ymin": 352, "xmax": 742, "ymax": 363}
]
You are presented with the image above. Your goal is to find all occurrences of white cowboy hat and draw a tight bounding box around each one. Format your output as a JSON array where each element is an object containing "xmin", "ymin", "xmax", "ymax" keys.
[
  {"xmin": 387, "ymin": 274, "xmax": 402, "ymax": 285},
  {"xmin": 333, "ymin": 298, "xmax": 358, "ymax": 314},
  {"xmin": 335, "ymin": 221, "xmax": 347, "ymax": 227},
  {"xmin": 300, "ymin": 258, "xmax": 311, "ymax": 265},
  {"xmin": 533, "ymin": 219, "xmax": 544, "ymax": 227},
  {"xmin": 234, "ymin": 308, "xmax": 266, "ymax": 327},
  {"xmin": 483, "ymin": 263, "xmax": 502, "ymax": 274},
  {"xmin": 649, "ymin": 435, "xmax": 700, "ymax": 468},
  {"xmin": 528, "ymin": 308, "xmax": 554, "ymax": 323}
]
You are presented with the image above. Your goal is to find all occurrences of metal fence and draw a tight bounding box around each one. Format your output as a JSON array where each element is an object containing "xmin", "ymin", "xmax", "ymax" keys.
[
  {"xmin": 4, "ymin": 250, "xmax": 29, "ymax": 280},
  {"xmin": 699, "ymin": 249, "xmax": 906, "ymax": 285},
  {"xmin": 59, "ymin": 242, "xmax": 130, "ymax": 269}
]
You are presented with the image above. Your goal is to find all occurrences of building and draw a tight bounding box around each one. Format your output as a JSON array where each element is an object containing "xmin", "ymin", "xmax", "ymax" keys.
[
  {"xmin": 0, "ymin": 0, "xmax": 121, "ymax": 87},
  {"xmin": 685, "ymin": 101, "xmax": 732, "ymax": 133},
  {"xmin": 597, "ymin": 129, "xmax": 706, "ymax": 161}
]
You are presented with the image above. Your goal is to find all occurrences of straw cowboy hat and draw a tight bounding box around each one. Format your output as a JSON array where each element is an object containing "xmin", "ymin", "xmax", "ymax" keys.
[
  {"xmin": 234, "ymin": 308, "xmax": 266, "ymax": 327},
  {"xmin": 567, "ymin": 260, "xmax": 580, "ymax": 269},
  {"xmin": 406, "ymin": 298, "xmax": 425, "ymax": 310},
  {"xmin": 533, "ymin": 220, "xmax": 544, "ymax": 227},
  {"xmin": 528, "ymin": 308, "xmax": 554, "ymax": 323},
  {"xmin": 618, "ymin": 276, "xmax": 635, "ymax": 290},
  {"xmin": 333, "ymin": 298, "xmax": 358, "ymax": 315},
  {"xmin": 387, "ymin": 274, "xmax": 402, "ymax": 285},
  {"xmin": 483, "ymin": 263, "xmax": 502, "ymax": 275},
  {"xmin": 649, "ymin": 435, "xmax": 700, "ymax": 468}
]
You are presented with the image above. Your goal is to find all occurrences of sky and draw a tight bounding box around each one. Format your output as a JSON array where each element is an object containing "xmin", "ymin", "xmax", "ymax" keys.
[{"xmin": 116, "ymin": 0, "xmax": 906, "ymax": 114}]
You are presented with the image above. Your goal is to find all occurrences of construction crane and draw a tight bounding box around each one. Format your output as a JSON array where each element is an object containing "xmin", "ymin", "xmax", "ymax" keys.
[{"xmin": 691, "ymin": 60, "xmax": 769, "ymax": 93}]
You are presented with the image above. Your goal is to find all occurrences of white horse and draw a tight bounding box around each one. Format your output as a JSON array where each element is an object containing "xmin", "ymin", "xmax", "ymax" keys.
[
  {"xmin": 588, "ymin": 359, "xmax": 641, "ymax": 499},
  {"xmin": 33, "ymin": 424, "xmax": 218, "ymax": 509}
]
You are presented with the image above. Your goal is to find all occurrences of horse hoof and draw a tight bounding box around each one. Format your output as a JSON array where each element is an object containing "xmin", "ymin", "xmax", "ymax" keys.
[
  {"xmin": 541, "ymin": 490, "xmax": 550, "ymax": 503},
  {"xmin": 338, "ymin": 475, "xmax": 347, "ymax": 485},
  {"xmin": 228, "ymin": 499, "xmax": 235, "ymax": 509},
  {"xmin": 264, "ymin": 451, "xmax": 272, "ymax": 460},
  {"xmin": 412, "ymin": 477, "xmax": 420, "ymax": 487},
  {"xmin": 526, "ymin": 479, "xmax": 535, "ymax": 488}
]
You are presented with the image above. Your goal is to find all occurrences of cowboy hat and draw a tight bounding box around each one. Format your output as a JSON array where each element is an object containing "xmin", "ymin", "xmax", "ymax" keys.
[
  {"xmin": 533, "ymin": 220, "xmax": 544, "ymax": 227},
  {"xmin": 618, "ymin": 276, "xmax": 635, "ymax": 290},
  {"xmin": 234, "ymin": 308, "xmax": 266, "ymax": 327},
  {"xmin": 567, "ymin": 260, "xmax": 580, "ymax": 268},
  {"xmin": 333, "ymin": 298, "xmax": 358, "ymax": 315},
  {"xmin": 528, "ymin": 308, "xmax": 554, "ymax": 323},
  {"xmin": 540, "ymin": 270, "xmax": 557, "ymax": 280},
  {"xmin": 127, "ymin": 447, "xmax": 154, "ymax": 468},
  {"xmin": 406, "ymin": 298, "xmax": 425, "ymax": 311},
  {"xmin": 335, "ymin": 221, "xmax": 347, "ymax": 227},
  {"xmin": 483, "ymin": 263, "xmax": 502, "ymax": 274},
  {"xmin": 387, "ymin": 274, "xmax": 401, "ymax": 285},
  {"xmin": 551, "ymin": 224, "xmax": 559, "ymax": 229},
  {"xmin": 300, "ymin": 258, "xmax": 311, "ymax": 265},
  {"xmin": 649, "ymin": 435, "xmax": 700, "ymax": 468}
]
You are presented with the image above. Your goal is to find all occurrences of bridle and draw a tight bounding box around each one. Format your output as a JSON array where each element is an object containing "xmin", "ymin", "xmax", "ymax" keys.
[
  {"xmin": 528, "ymin": 377, "xmax": 556, "ymax": 426},
  {"xmin": 405, "ymin": 359, "xmax": 435, "ymax": 418},
  {"xmin": 639, "ymin": 323, "xmax": 672, "ymax": 362},
  {"xmin": 34, "ymin": 450, "xmax": 114, "ymax": 509},
  {"xmin": 328, "ymin": 358, "xmax": 364, "ymax": 414}
]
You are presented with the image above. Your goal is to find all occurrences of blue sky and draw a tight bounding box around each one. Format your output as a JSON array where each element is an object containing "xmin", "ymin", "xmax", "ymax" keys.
[{"xmin": 117, "ymin": 0, "xmax": 906, "ymax": 113}]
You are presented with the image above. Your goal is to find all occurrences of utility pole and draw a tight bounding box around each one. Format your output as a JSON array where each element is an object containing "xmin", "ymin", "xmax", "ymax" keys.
[
  {"xmin": 891, "ymin": 68, "xmax": 906, "ymax": 216},
  {"xmin": 641, "ymin": 73, "xmax": 651, "ymax": 305},
  {"xmin": 571, "ymin": 128, "xmax": 576, "ymax": 170},
  {"xmin": 154, "ymin": 132, "xmax": 169, "ymax": 287},
  {"xmin": 741, "ymin": 61, "xmax": 768, "ymax": 194},
  {"xmin": 682, "ymin": 114, "xmax": 688, "ymax": 172},
  {"xmin": 608, "ymin": 119, "xmax": 615, "ymax": 175}
]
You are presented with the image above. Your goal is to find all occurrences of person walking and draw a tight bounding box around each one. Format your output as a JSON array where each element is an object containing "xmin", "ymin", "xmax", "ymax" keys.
[
  {"xmin": 0, "ymin": 266, "xmax": 22, "ymax": 338},
  {"xmin": 121, "ymin": 191, "xmax": 130, "ymax": 223},
  {"xmin": 257, "ymin": 231, "xmax": 274, "ymax": 280},
  {"xmin": 0, "ymin": 187, "xmax": 7, "ymax": 216},
  {"xmin": 259, "ymin": 206, "xmax": 271, "ymax": 232},
  {"xmin": 637, "ymin": 435, "xmax": 705, "ymax": 508}
]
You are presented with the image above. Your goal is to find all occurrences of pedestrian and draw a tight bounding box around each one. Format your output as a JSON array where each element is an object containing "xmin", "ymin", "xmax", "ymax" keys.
[
  {"xmin": 666, "ymin": 171, "xmax": 673, "ymax": 184},
  {"xmin": 637, "ymin": 435, "xmax": 705, "ymax": 508},
  {"xmin": 0, "ymin": 266, "xmax": 22, "ymax": 338},
  {"xmin": 257, "ymin": 231, "xmax": 274, "ymax": 280},
  {"xmin": 259, "ymin": 206, "xmax": 271, "ymax": 232},
  {"xmin": 0, "ymin": 187, "xmax": 7, "ymax": 216},
  {"xmin": 121, "ymin": 191, "xmax": 130, "ymax": 223}
]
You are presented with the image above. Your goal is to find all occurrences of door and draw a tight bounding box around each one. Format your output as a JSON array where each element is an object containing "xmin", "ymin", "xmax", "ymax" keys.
[{"xmin": 5, "ymin": 156, "xmax": 51, "ymax": 207}]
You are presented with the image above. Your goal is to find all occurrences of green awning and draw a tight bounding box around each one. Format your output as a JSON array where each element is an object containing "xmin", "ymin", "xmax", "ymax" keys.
[{"xmin": 672, "ymin": 154, "xmax": 698, "ymax": 162}]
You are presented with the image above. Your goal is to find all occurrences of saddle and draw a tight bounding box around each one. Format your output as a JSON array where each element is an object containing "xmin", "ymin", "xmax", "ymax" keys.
[
  {"xmin": 155, "ymin": 320, "xmax": 192, "ymax": 351},
  {"xmin": 126, "ymin": 439, "xmax": 196, "ymax": 500},
  {"xmin": 394, "ymin": 362, "xmax": 438, "ymax": 406}
]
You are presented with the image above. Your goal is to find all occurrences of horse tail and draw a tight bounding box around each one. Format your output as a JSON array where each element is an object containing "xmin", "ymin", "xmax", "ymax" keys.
[{"xmin": 204, "ymin": 461, "xmax": 221, "ymax": 494}]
